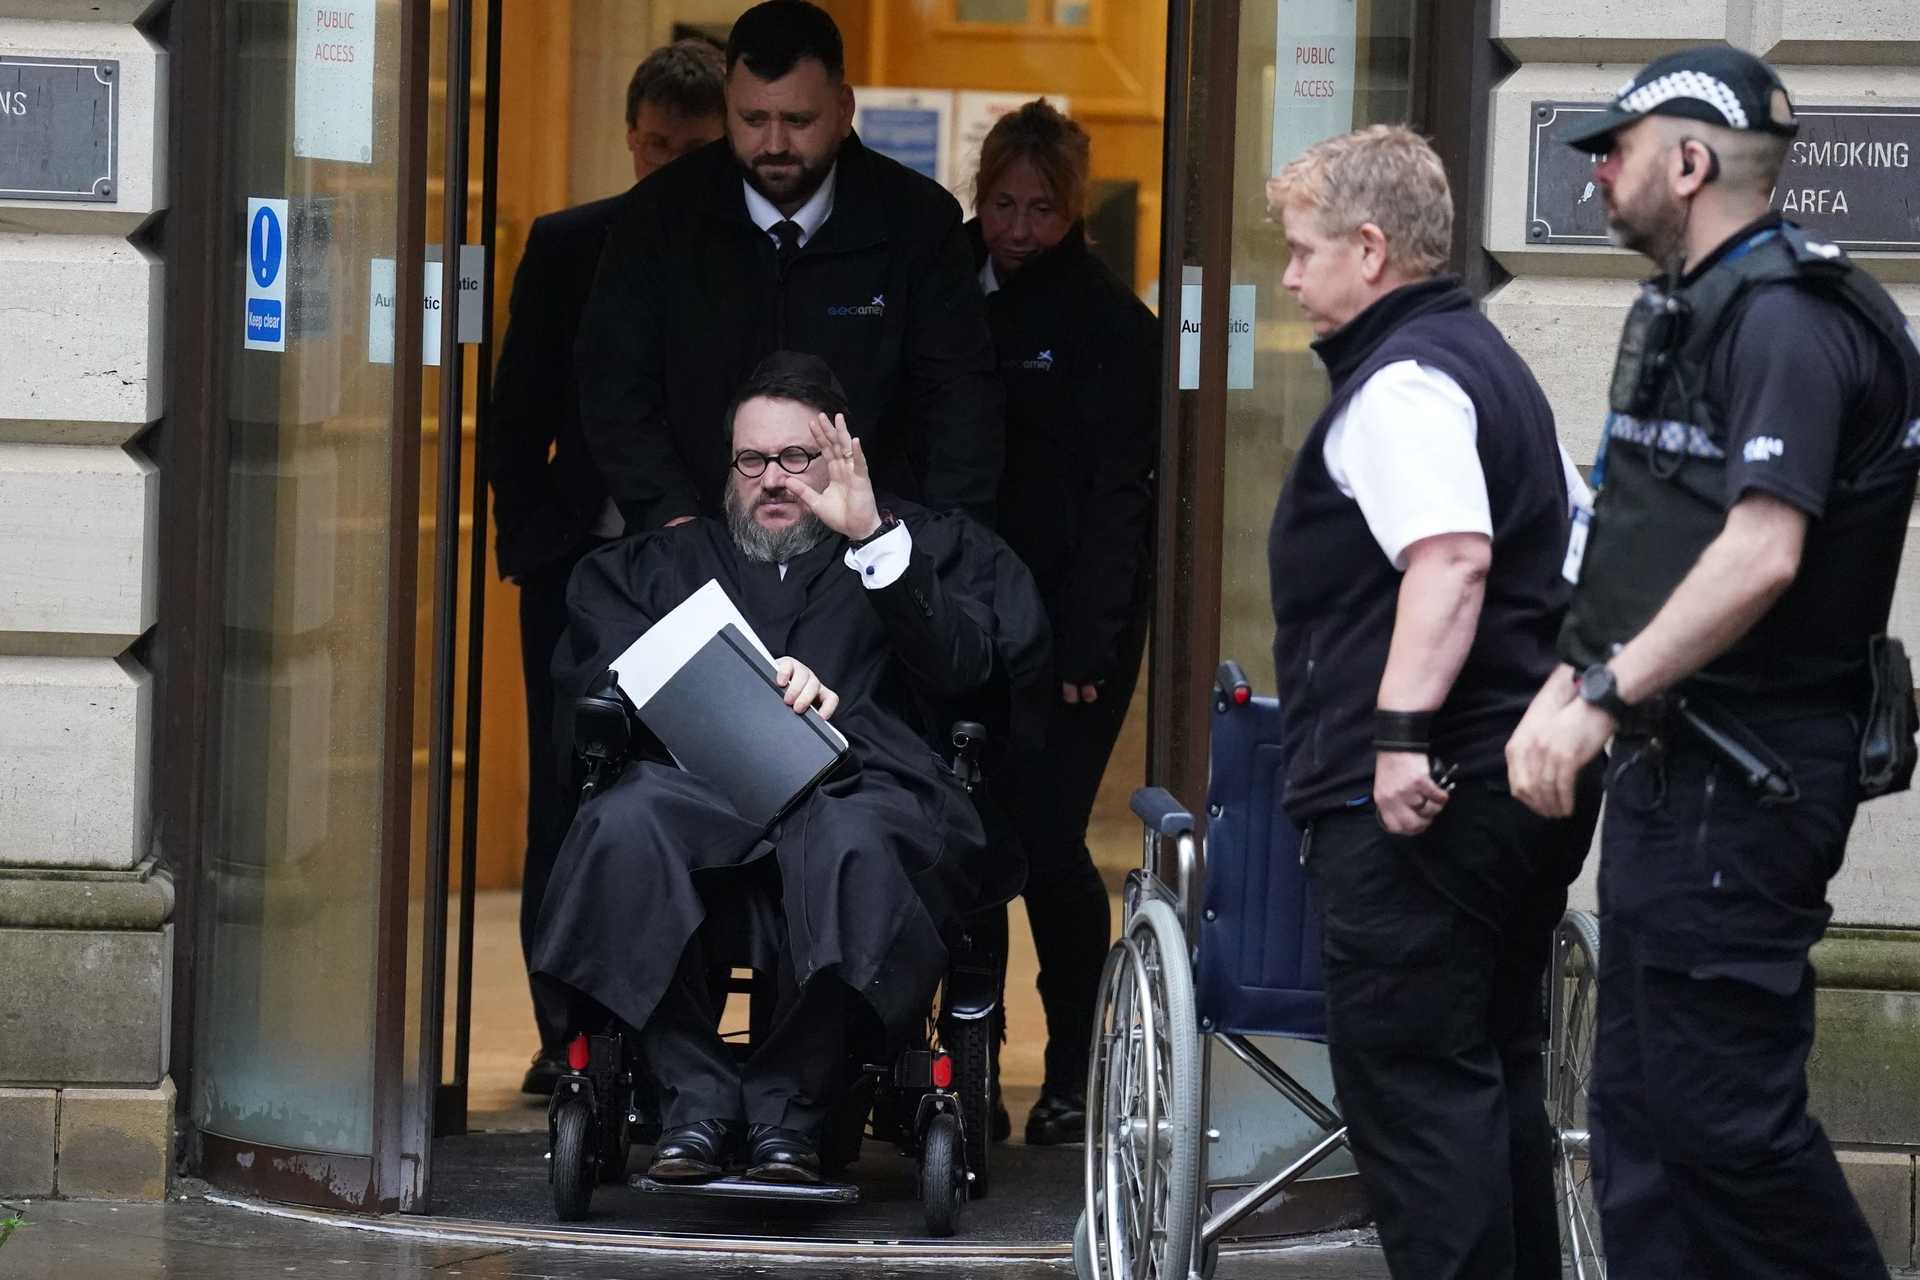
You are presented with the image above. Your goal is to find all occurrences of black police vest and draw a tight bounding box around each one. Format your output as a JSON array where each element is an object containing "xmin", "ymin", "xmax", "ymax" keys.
[{"xmin": 1560, "ymin": 223, "xmax": 1920, "ymax": 705}]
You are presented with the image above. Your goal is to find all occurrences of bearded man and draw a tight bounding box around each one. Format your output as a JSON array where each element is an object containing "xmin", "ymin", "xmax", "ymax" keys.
[
  {"xmin": 531, "ymin": 353, "xmax": 1046, "ymax": 1186},
  {"xmin": 575, "ymin": 0, "xmax": 1004, "ymax": 532}
]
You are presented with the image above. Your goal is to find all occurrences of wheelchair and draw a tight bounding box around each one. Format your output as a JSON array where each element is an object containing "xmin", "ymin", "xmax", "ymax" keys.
[
  {"xmin": 1073, "ymin": 661, "xmax": 1604, "ymax": 1279},
  {"xmin": 544, "ymin": 671, "xmax": 1003, "ymax": 1238}
]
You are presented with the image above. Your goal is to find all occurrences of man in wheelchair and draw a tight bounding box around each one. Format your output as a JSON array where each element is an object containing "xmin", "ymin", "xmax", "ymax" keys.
[{"xmin": 530, "ymin": 352, "xmax": 1045, "ymax": 1187}]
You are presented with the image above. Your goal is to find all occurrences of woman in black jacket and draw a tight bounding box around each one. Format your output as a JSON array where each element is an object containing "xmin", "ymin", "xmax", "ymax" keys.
[{"xmin": 969, "ymin": 100, "xmax": 1160, "ymax": 1146}]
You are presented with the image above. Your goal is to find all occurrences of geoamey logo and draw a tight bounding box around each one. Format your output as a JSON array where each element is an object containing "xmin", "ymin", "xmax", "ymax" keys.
[
  {"xmin": 1005, "ymin": 348, "xmax": 1054, "ymax": 372},
  {"xmin": 828, "ymin": 294, "xmax": 886, "ymax": 317}
]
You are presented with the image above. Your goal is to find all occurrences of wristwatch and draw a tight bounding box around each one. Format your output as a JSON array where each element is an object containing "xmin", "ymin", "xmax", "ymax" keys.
[
  {"xmin": 1576, "ymin": 663, "xmax": 1632, "ymax": 720},
  {"xmin": 848, "ymin": 509, "xmax": 898, "ymax": 550}
]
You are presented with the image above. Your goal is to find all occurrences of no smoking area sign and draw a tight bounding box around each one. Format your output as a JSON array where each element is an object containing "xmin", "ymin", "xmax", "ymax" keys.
[{"xmin": 245, "ymin": 197, "xmax": 288, "ymax": 352}]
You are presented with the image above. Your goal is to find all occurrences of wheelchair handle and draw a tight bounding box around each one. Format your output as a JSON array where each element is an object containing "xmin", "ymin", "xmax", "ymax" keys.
[
  {"xmin": 1214, "ymin": 660, "xmax": 1253, "ymax": 711},
  {"xmin": 1129, "ymin": 786, "xmax": 1194, "ymax": 837}
]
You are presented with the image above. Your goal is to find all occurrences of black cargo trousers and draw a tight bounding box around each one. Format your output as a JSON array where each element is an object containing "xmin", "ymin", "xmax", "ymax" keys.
[
  {"xmin": 1306, "ymin": 771, "xmax": 1600, "ymax": 1280},
  {"xmin": 1594, "ymin": 711, "xmax": 1887, "ymax": 1280}
]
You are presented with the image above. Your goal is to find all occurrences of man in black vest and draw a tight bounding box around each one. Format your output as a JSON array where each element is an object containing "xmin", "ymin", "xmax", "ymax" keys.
[
  {"xmin": 1508, "ymin": 48, "xmax": 1919, "ymax": 1279},
  {"xmin": 488, "ymin": 40, "xmax": 725, "ymax": 1095},
  {"xmin": 1267, "ymin": 125, "xmax": 1598, "ymax": 1278},
  {"xmin": 575, "ymin": 0, "xmax": 1004, "ymax": 533}
]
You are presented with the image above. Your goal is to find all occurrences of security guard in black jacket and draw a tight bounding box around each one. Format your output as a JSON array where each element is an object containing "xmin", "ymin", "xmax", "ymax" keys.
[
  {"xmin": 575, "ymin": 1, "xmax": 1004, "ymax": 533},
  {"xmin": 1508, "ymin": 47, "xmax": 1920, "ymax": 1280},
  {"xmin": 487, "ymin": 39, "xmax": 725, "ymax": 1094},
  {"xmin": 964, "ymin": 101, "xmax": 1158, "ymax": 1145}
]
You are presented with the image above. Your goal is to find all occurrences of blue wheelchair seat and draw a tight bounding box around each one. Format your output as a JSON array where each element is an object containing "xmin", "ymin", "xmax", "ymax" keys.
[{"xmin": 1193, "ymin": 692, "xmax": 1327, "ymax": 1041}]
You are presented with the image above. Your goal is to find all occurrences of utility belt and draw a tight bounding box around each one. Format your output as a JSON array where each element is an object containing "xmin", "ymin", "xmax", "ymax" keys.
[{"xmin": 1616, "ymin": 635, "xmax": 1917, "ymax": 803}]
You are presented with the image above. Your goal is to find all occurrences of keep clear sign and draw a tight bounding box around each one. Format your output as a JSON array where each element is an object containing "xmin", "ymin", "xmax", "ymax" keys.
[
  {"xmin": 244, "ymin": 198, "xmax": 288, "ymax": 353},
  {"xmin": 1272, "ymin": 0, "xmax": 1357, "ymax": 173},
  {"xmin": 295, "ymin": 0, "xmax": 375, "ymax": 164},
  {"xmin": 369, "ymin": 247, "xmax": 485, "ymax": 365}
]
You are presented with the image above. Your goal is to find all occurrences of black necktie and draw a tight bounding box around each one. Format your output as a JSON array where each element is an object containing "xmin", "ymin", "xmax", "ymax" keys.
[{"xmin": 772, "ymin": 219, "xmax": 801, "ymax": 269}]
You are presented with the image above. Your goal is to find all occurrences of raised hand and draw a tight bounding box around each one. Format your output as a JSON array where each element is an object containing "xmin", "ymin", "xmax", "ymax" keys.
[{"xmin": 792, "ymin": 412, "xmax": 882, "ymax": 542}]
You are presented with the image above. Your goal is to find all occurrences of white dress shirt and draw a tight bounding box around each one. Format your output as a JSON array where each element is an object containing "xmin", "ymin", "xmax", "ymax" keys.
[
  {"xmin": 1324, "ymin": 360, "xmax": 1592, "ymax": 571},
  {"xmin": 743, "ymin": 164, "xmax": 838, "ymax": 249}
]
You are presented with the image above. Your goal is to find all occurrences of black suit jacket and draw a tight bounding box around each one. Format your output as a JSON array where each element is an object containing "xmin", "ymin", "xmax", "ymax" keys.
[
  {"xmin": 575, "ymin": 134, "xmax": 1005, "ymax": 532},
  {"xmin": 487, "ymin": 188, "xmax": 636, "ymax": 580}
]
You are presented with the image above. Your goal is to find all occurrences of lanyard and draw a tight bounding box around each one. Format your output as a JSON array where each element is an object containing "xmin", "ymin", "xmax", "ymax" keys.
[{"xmin": 1590, "ymin": 226, "xmax": 1783, "ymax": 491}]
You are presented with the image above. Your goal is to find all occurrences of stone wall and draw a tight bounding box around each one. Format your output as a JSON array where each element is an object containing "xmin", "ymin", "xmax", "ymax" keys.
[
  {"xmin": 1487, "ymin": 2, "xmax": 1920, "ymax": 1264},
  {"xmin": 0, "ymin": 0, "xmax": 172, "ymax": 1202}
]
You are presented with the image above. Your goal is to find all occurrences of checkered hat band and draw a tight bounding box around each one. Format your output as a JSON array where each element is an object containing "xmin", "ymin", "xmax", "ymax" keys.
[{"xmin": 1613, "ymin": 70, "xmax": 1750, "ymax": 130}]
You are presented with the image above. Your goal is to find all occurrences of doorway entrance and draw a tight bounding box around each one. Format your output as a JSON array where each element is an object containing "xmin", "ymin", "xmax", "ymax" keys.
[{"xmin": 178, "ymin": 0, "xmax": 1484, "ymax": 1241}]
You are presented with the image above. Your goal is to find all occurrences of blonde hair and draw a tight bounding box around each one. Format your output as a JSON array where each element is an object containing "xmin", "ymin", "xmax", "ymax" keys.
[
  {"xmin": 1268, "ymin": 124, "xmax": 1453, "ymax": 276},
  {"xmin": 973, "ymin": 99, "xmax": 1092, "ymax": 224}
]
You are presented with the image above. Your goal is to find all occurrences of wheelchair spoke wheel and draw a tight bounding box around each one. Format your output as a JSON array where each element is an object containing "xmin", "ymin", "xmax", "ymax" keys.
[
  {"xmin": 1547, "ymin": 909, "xmax": 1604, "ymax": 1278},
  {"xmin": 1084, "ymin": 899, "xmax": 1201, "ymax": 1280}
]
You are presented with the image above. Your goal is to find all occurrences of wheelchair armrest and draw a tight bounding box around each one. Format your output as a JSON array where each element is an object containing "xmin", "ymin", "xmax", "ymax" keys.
[
  {"xmin": 947, "ymin": 719, "xmax": 988, "ymax": 792},
  {"xmin": 1130, "ymin": 786, "xmax": 1194, "ymax": 837}
]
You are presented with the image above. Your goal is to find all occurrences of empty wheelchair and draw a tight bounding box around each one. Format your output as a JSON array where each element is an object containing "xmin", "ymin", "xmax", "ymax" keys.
[
  {"xmin": 546, "ymin": 671, "xmax": 1002, "ymax": 1238},
  {"xmin": 1073, "ymin": 661, "xmax": 1603, "ymax": 1279}
]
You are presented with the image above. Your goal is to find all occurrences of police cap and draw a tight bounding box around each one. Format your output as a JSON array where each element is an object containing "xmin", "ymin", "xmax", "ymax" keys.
[{"xmin": 1564, "ymin": 45, "xmax": 1800, "ymax": 155}]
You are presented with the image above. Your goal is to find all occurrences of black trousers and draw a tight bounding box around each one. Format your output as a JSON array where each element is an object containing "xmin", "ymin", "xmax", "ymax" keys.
[
  {"xmin": 993, "ymin": 610, "xmax": 1147, "ymax": 1095},
  {"xmin": 634, "ymin": 867, "xmax": 854, "ymax": 1134},
  {"xmin": 516, "ymin": 543, "xmax": 595, "ymax": 1054},
  {"xmin": 1594, "ymin": 714, "xmax": 1886, "ymax": 1279},
  {"xmin": 1307, "ymin": 774, "xmax": 1598, "ymax": 1280}
]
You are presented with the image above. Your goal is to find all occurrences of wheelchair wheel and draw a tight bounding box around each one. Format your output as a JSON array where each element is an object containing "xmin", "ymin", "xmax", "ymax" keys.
[
  {"xmin": 550, "ymin": 1096, "xmax": 595, "ymax": 1222},
  {"xmin": 1084, "ymin": 897, "xmax": 1202, "ymax": 1280},
  {"xmin": 1547, "ymin": 909, "xmax": 1604, "ymax": 1277},
  {"xmin": 921, "ymin": 1110, "xmax": 963, "ymax": 1238},
  {"xmin": 1072, "ymin": 1206, "xmax": 1095, "ymax": 1280},
  {"xmin": 940, "ymin": 1011, "xmax": 994, "ymax": 1198}
]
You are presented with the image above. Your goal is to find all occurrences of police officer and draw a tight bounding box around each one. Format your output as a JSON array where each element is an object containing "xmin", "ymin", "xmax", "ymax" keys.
[
  {"xmin": 1508, "ymin": 47, "xmax": 1920, "ymax": 1279},
  {"xmin": 575, "ymin": 0, "xmax": 1004, "ymax": 533}
]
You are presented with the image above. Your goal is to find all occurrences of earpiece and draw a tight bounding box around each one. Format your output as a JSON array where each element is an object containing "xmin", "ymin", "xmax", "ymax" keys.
[{"xmin": 1679, "ymin": 138, "xmax": 1721, "ymax": 183}]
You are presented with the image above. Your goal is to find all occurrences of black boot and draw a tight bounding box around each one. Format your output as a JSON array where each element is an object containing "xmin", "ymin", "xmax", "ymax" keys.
[
  {"xmin": 1025, "ymin": 1088, "xmax": 1086, "ymax": 1146},
  {"xmin": 521, "ymin": 1048, "xmax": 566, "ymax": 1097}
]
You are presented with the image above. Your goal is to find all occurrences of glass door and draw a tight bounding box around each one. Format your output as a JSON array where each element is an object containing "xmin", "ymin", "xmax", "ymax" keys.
[{"xmin": 191, "ymin": 0, "xmax": 437, "ymax": 1211}]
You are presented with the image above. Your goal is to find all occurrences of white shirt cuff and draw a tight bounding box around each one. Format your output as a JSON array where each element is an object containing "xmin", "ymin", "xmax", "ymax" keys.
[{"xmin": 844, "ymin": 522, "xmax": 911, "ymax": 588}]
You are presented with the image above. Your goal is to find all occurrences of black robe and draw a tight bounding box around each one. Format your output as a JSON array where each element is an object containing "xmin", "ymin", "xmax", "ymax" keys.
[{"xmin": 530, "ymin": 507, "xmax": 1049, "ymax": 1045}]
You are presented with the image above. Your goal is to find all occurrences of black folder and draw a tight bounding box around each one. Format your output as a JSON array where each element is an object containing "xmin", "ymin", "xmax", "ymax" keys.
[{"xmin": 633, "ymin": 623, "xmax": 849, "ymax": 830}]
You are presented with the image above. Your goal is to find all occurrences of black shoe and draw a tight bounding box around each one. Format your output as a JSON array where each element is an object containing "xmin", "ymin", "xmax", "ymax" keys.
[
  {"xmin": 1025, "ymin": 1089, "xmax": 1086, "ymax": 1146},
  {"xmin": 521, "ymin": 1049, "xmax": 566, "ymax": 1097},
  {"xmin": 742, "ymin": 1124, "xmax": 822, "ymax": 1184},
  {"xmin": 646, "ymin": 1119, "xmax": 741, "ymax": 1183}
]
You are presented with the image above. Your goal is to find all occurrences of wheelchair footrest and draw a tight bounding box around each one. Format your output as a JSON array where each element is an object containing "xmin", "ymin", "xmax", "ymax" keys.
[{"xmin": 630, "ymin": 1175, "xmax": 860, "ymax": 1203}]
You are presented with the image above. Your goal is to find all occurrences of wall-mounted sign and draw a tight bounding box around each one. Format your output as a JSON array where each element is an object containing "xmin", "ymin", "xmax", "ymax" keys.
[
  {"xmin": 1271, "ymin": 0, "xmax": 1356, "ymax": 174},
  {"xmin": 0, "ymin": 56, "xmax": 118, "ymax": 202},
  {"xmin": 855, "ymin": 88, "xmax": 952, "ymax": 191},
  {"xmin": 245, "ymin": 198, "xmax": 289, "ymax": 353},
  {"xmin": 1178, "ymin": 281, "xmax": 1257, "ymax": 391},
  {"xmin": 369, "ymin": 248, "xmax": 485, "ymax": 366},
  {"xmin": 1527, "ymin": 102, "xmax": 1920, "ymax": 252},
  {"xmin": 295, "ymin": 0, "xmax": 376, "ymax": 164}
]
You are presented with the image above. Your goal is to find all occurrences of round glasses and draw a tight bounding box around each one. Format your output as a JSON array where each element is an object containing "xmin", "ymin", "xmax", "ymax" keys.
[{"xmin": 732, "ymin": 446, "xmax": 823, "ymax": 478}]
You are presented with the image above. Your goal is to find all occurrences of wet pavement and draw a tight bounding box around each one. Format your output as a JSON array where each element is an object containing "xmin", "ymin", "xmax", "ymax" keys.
[{"xmin": 0, "ymin": 1191, "xmax": 1399, "ymax": 1279}]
